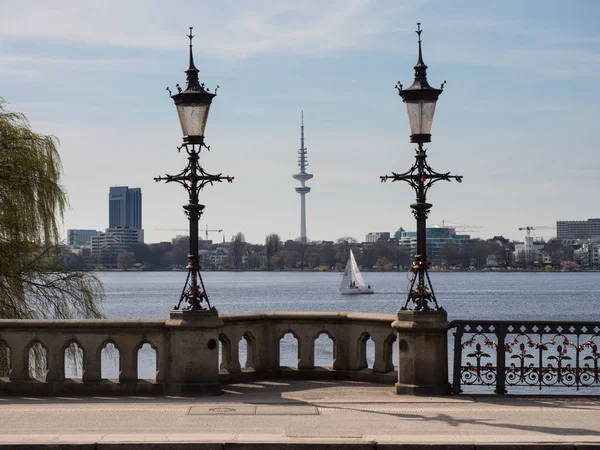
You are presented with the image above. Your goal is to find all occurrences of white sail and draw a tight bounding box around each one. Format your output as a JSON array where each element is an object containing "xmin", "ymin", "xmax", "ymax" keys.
[
  {"xmin": 340, "ymin": 249, "xmax": 373, "ymax": 295},
  {"xmin": 349, "ymin": 250, "xmax": 366, "ymax": 287},
  {"xmin": 340, "ymin": 254, "xmax": 353, "ymax": 290}
]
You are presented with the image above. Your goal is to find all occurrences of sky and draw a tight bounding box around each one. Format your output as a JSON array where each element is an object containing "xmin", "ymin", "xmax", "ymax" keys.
[{"xmin": 1, "ymin": 0, "xmax": 599, "ymax": 245}]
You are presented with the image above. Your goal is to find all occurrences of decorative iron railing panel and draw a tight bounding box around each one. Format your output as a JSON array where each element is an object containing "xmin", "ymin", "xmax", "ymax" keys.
[{"xmin": 450, "ymin": 321, "xmax": 600, "ymax": 394}]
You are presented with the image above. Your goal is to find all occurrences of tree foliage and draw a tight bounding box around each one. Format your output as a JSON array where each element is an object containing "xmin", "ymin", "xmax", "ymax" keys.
[
  {"xmin": 265, "ymin": 233, "xmax": 281, "ymax": 269},
  {"xmin": 117, "ymin": 251, "xmax": 136, "ymax": 270},
  {"xmin": 228, "ymin": 232, "xmax": 246, "ymax": 270},
  {"xmin": 0, "ymin": 99, "xmax": 103, "ymax": 319}
]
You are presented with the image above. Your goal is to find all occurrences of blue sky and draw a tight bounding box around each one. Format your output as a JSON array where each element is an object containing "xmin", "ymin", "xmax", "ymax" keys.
[{"xmin": 1, "ymin": 0, "xmax": 599, "ymax": 244}]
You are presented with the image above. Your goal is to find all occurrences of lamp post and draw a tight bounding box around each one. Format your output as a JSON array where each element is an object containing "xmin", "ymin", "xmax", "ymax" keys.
[
  {"xmin": 381, "ymin": 23, "xmax": 462, "ymax": 312},
  {"xmin": 155, "ymin": 27, "xmax": 233, "ymax": 312}
]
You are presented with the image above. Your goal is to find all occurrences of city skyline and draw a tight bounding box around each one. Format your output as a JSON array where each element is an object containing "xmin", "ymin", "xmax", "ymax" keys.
[{"xmin": 1, "ymin": 1, "xmax": 599, "ymax": 244}]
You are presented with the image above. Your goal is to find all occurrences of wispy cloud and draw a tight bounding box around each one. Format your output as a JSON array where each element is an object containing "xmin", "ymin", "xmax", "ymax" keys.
[
  {"xmin": 0, "ymin": 0, "xmax": 423, "ymax": 59},
  {"xmin": 2, "ymin": 0, "xmax": 597, "ymax": 80}
]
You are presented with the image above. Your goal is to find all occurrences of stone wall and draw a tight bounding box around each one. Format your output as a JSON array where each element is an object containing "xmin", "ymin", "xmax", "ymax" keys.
[{"xmin": 0, "ymin": 312, "xmax": 397, "ymax": 395}]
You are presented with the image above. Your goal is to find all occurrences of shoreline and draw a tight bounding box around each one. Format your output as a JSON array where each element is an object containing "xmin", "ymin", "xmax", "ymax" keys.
[{"xmin": 94, "ymin": 268, "xmax": 600, "ymax": 273}]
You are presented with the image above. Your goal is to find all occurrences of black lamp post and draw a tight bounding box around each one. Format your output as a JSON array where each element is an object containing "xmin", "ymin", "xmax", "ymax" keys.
[
  {"xmin": 155, "ymin": 27, "xmax": 233, "ymax": 311},
  {"xmin": 381, "ymin": 23, "xmax": 462, "ymax": 312}
]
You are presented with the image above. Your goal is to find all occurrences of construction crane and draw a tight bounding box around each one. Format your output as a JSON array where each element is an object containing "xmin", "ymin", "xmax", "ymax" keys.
[
  {"xmin": 439, "ymin": 221, "xmax": 482, "ymax": 232},
  {"xmin": 440, "ymin": 220, "xmax": 482, "ymax": 229},
  {"xmin": 518, "ymin": 226, "xmax": 555, "ymax": 238},
  {"xmin": 202, "ymin": 225, "xmax": 223, "ymax": 242},
  {"xmin": 154, "ymin": 225, "xmax": 223, "ymax": 241}
]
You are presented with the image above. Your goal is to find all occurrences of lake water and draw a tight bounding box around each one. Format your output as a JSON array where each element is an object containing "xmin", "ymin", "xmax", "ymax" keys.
[
  {"xmin": 91, "ymin": 271, "xmax": 600, "ymax": 393},
  {"xmin": 98, "ymin": 271, "xmax": 600, "ymax": 322}
]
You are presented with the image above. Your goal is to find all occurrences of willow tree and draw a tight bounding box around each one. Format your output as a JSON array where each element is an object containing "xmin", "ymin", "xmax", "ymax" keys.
[{"xmin": 0, "ymin": 99, "xmax": 103, "ymax": 322}]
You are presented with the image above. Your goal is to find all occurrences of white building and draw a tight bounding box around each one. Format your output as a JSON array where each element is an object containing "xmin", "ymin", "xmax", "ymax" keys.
[
  {"xmin": 91, "ymin": 227, "xmax": 144, "ymax": 267},
  {"xmin": 573, "ymin": 241, "xmax": 600, "ymax": 267},
  {"xmin": 209, "ymin": 246, "xmax": 229, "ymax": 269},
  {"xmin": 513, "ymin": 236, "xmax": 545, "ymax": 264}
]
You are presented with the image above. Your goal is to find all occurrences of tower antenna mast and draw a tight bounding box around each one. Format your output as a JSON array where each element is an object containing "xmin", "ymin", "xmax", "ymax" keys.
[{"xmin": 292, "ymin": 111, "xmax": 313, "ymax": 241}]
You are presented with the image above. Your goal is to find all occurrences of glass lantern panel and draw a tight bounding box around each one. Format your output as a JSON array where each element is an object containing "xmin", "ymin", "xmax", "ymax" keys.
[
  {"xmin": 404, "ymin": 100, "xmax": 437, "ymax": 135},
  {"xmin": 176, "ymin": 103, "xmax": 210, "ymax": 137}
]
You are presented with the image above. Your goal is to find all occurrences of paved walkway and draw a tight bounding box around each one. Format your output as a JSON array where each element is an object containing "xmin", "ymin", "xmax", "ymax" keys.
[{"xmin": 1, "ymin": 380, "xmax": 600, "ymax": 448}]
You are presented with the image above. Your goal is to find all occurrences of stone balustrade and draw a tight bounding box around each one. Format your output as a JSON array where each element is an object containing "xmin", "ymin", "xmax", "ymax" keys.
[
  {"xmin": 0, "ymin": 312, "xmax": 398, "ymax": 396},
  {"xmin": 0, "ymin": 319, "xmax": 168, "ymax": 395},
  {"xmin": 218, "ymin": 312, "xmax": 398, "ymax": 384}
]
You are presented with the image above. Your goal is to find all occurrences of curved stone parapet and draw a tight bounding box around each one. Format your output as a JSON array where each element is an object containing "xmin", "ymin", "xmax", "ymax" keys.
[{"xmin": 0, "ymin": 312, "xmax": 397, "ymax": 396}]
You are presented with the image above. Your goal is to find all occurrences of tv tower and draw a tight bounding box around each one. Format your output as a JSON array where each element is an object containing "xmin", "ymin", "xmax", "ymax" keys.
[{"xmin": 292, "ymin": 111, "xmax": 313, "ymax": 241}]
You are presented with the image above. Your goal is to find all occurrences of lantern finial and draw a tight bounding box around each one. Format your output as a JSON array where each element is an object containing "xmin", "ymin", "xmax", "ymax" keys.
[
  {"xmin": 416, "ymin": 23, "xmax": 425, "ymax": 68},
  {"xmin": 183, "ymin": 27, "xmax": 201, "ymax": 92},
  {"xmin": 412, "ymin": 23, "xmax": 430, "ymax": 88}
]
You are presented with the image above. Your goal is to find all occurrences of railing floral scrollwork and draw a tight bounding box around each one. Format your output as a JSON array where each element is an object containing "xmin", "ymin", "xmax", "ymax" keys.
[
  {"xmin": 459, "ymin": 329, "xmax": 497, "ymax": 388},
  {"xmin": 451, "ymin": 321, "xmax": 600, "ymax": 394}
]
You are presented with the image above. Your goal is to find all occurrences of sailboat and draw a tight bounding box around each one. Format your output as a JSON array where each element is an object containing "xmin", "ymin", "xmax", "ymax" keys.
[{"xmin": 339, "ymin": 249, "xmax": 374, "ymax": 295}]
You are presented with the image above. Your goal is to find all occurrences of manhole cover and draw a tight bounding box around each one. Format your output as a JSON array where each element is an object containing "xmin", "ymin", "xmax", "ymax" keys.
[
  {"xmin": 189, "ymin": 406, "xmax": 255, "ymax": 415},
  {"xmin": 209, "ymin": 407, "xmax": 237, "ymax": 413}
]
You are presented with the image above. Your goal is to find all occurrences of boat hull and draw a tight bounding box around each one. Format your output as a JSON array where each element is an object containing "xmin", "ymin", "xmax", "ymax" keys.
[{"xmin": 340, "ymin": 288, "xmax": 374, "ymax": 295}]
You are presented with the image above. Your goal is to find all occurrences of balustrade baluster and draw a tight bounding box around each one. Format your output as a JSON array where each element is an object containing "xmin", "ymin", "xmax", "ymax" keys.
[
  {"xmin": 372, "ymin": 336, "xmax": 387, "ymax": 373},
  {"xmin": 228, "ymin": 336, "xmax": 241, "ymax": 373},
  {"xmin": 156, "ymin": 345, "xmax": 168, "ymax": 383},
  {"xmin": 45, "ymin": 342, "xmax": 63, "ymax": 382},
  {"xmin": 332, "ymin": 333, "xmax": 349, "ymax": 371},
  {"xmin": 297, "ymin": 332, "xmax": 314, "ymax": 370},
  {"xmin": 8, "ymin": 336, "xmax": 30, "ymax": 381},
  {"xmin": 82, "ymin": 338, "xmax": 102, "ymax": 383},
  {"xmin": 260, "ymin": 328, "xmax": 279, "ymax": 371},
  {"xmin": 118, "ymin": 342, "xmax": 138, "ymax": 383}
]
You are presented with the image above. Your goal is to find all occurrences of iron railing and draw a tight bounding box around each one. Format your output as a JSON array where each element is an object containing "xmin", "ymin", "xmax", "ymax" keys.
[{"xmin": 450, "ymin": 320, "xmax": 600, "ymax": 394}]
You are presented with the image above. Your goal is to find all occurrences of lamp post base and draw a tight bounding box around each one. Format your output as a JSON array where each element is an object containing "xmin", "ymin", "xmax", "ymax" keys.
[
  {"xmin": 395, "ymin": 382, "xmax": 450, "ymax": 396},
  {"xmin": 167, "ymin": 309, "xmax": 223, "ymax": 395},
  {"xmin": 392, "ymin": 309, "xmax": 450, "ymax": 396}
]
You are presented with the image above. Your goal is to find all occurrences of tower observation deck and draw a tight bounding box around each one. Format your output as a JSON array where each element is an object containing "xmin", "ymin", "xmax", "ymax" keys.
[{"xmin": 292, "ymin": 112, "xmax": 313, "ymax": 241}]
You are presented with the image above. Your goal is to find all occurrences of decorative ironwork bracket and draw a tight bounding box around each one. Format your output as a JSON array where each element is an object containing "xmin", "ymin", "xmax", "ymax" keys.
[
  {"xmin": 154, "ymin": 140, "xmax": 233, "ymax": 311},
  {"xmin": 381, "ymin": 143, "xmax": 462, "ymax": 311}
]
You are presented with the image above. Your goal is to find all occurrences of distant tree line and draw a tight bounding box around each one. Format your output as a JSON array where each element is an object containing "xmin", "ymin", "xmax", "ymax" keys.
[
  {"xmin": 100, "ymin": 233, "xmax": 413, "ymax": 271},
  {"xmin": 65, "ymin": 231, "xmax": 577, "ymax": 272}
]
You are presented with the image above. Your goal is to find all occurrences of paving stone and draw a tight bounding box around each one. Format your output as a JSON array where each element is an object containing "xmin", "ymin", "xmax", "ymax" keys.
[{"xmin": 256, "ymin": 405, "xmax": 318, "ymax": 415}]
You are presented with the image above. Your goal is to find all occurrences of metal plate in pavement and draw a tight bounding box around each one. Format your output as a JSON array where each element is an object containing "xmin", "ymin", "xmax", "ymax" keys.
[
  {"xmin": 188, "ymin": 405, "xmax": 319, "ymax": 415},
  {"xmin": 189, "ymin": 406, "xmax": 256, "ymax": 415}
]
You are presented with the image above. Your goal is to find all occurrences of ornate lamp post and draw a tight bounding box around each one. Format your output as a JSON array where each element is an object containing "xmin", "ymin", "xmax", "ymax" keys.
[
  {"xmin": 155, "ymin": 27, "xmax": 233, "ymax": 312},
  {"xmin": 382, "ymin": 23, "xmax": 462, "ymax": 312}
]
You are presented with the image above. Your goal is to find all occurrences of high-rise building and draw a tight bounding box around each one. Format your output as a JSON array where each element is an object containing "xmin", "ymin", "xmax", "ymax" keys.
[
  {"xmin": 557, "ymin": 219, "xmax": 600, "ymax": 240},
  {"xmin": 398, "ymin": 226, "xmax": 471, "ymax": 266},
  {"xmin": 109, "ymin": 186, "xmax": 142, "ymax": 229},
  {"xmin": 67, "ymin": 229, "xmax": 99, "ymax": 246},
  {"xmin": 292, "ymin": 112, "xmax": 313, "ymax": 241},
  {"xmin": 365, "ymin": 232, "xmax": 391, "ymax": 243}
]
